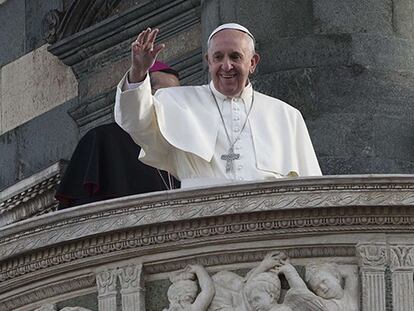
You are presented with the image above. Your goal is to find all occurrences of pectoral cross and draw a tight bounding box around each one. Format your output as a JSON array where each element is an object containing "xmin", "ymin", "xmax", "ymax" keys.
[{"xmin": 221, "ymin": 147, "xmax": 240, "ymax": 172}]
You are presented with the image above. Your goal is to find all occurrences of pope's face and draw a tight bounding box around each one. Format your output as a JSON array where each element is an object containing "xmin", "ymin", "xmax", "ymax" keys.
[{"xmin": 206, "ymin": 29, "xmax": 260, "ymax": 97}]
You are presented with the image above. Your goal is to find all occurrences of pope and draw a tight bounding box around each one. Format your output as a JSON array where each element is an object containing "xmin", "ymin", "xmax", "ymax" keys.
[{"xmin": 114, "ymin": 23, "xmax": 322, "ymax": 188}]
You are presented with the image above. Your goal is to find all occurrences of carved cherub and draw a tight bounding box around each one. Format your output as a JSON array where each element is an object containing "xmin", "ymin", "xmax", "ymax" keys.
[
  {"xmin": 209, "ymin": 251, "xmax": 293, "ymax": 311},
  {"xmin": 243, "ymin": 251, "xmax": 291, "ymax": 311},
  {"xmin": 164, "ymin": 264, "xmax": 215, "ymax": 311},
  {"xmin": 209, "ymin": 251, "xmax": 331, "ymax": 311},
  {"xmin": 244, "ymin": 251, "xmax": 328, "ymax": 311},
  {"xmin": 305, "ymin": 263, "xmax": 359, "ymax": 311},
  {"xmin": 244, "ymin": 271, "xmax": 290, "ymax": 311}
]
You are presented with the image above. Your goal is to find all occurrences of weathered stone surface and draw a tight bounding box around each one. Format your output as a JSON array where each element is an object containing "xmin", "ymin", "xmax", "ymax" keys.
[
  {"xmin": 351, "ymin": 34, "xmax": 414, "ymax": 71},
  {"xmin": 25, "ymin": 0, "xmax": 63, "ymax": 51},
  {"xmin": 313, "ymin": 0, "xmax": 393, "ymax": 34},
  {"xmin": 0, "ymin": 161, "xmax": 67, "ymax": 227},
  {"xmin": 1, "ymin": 44, "xmax": 78, "ymax": 135},
  {"xmin": 202, "ymin": 0, "xmax": 314, "ymax": 50},
  {"xmin": 146, "ymin": 280, "xmax": 170, "ymax": 311},
  {"xmin": 0, "ymin": 98, "xmax": 79, "ymax": 190},
  {"xmin": 0, "ymin": 0, "xmax": 25, "ymax": 66},
  {"xmin": 393, "ymin": 0, "xmax": 414, "ymax": 40},
  {"xmin": 55, "ymin": 293, "xmax": 98, "ymax": 311},
  {"xmin": 0, "ymin": 131, "xmax": 18, "ymax": 188},
  {"xmin": 0, "ymin": 67, "xmax": 2, "ymax": 133},
  {"xmin": 374, "ymin": 116, "xmax": 414, "ymax": 161}
]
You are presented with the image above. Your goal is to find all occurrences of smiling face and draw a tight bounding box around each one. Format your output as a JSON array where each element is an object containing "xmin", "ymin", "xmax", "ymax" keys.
[{"xmin": 206, "ymin": 29, "xmax": 260, "ymax": 97}]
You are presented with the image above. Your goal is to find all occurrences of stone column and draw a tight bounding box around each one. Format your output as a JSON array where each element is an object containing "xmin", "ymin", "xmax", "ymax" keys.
[
  {"xmin": 118, "ymin": 264, "xmax": 145, "ymax": 311},
  {"xmin": 96, "ymin": 269, "xmax": 118, "ymax": 311},
  {"xmin": 202, "ymin": 0, "xmax": 414, "ymax": 174},
  {"xmin": 357, "ymin": 242, "xmax": 387, "ymax": 311},
  {"xmin": 389, "ymin": 245, "xmax": 414, "ymax": 311}
]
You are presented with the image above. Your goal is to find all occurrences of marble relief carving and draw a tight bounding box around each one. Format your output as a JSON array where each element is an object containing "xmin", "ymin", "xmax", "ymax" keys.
[
  {"xmin": 96, "ymin": 263, "xmax": 144, "ymax": 311},
  {"xmin": 164, "ymin": 251, "xmax": 359, "ymax": 311},
  {"xmin": 163, "ymin": 264, "xmax": 215, "ymax": 311},
  {"xmin": 356, "ymin": 243, "xmax": 387, "ymax": 311},
  {"xmin": 34, "ymin": 304, "xmax": 92, "ymax": 311}
]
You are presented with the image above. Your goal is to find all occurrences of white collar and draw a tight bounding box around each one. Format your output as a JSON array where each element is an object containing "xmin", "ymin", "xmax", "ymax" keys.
[{"xmin": 209, "ymin": 81, "xmax": 253, "ymax": 104}]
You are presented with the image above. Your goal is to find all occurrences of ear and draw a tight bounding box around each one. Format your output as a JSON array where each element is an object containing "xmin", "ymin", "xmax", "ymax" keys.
[
  {"xmin": 204, "ymin": 52, "xmax": 210, "ymax": 64},
  {"xmin": 250, "ymin": 53, "xmax": 260, "ymax": 74}
]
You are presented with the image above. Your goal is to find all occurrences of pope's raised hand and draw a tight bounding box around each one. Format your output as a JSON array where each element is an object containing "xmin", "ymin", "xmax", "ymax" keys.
[{"xmin": 129, "ymin": 28, "xmax": 165, "ymax": 83}]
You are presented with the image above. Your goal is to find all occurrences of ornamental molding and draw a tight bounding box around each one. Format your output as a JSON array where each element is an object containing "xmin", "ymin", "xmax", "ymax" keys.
[
  {"xmin": 1, "ymin": 176, "xmax": 414, "ymax": 260},
  {"xmin": 47, "ymin": 0, "xmax": 202, "ymax": 68},
  {"xmin": 0, "ymin": 273, "xmax": 95, "ymax": 311},
  {"xmin": 43, "ymin": 0, "xmax": 121, "ymax": 44},
  {"xmin": 0, "ymin": 176, "xmax": 414, "ymax": 290},
  {"xmin": 0, "ymin": 205, "xmax": 412, "ymax": 286},
  {"xmin": 0, "ymin": 161, "xmax": 67, "ymax": 227}
]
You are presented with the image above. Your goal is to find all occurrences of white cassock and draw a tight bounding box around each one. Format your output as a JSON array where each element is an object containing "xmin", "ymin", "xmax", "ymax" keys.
[{"xmin": 114, "ymin": 73, "xmax": 322, "ymax": 188}]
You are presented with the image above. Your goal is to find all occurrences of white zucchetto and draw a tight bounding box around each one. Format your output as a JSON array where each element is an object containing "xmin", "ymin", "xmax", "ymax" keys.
[{"xmin": 207, "ymin": 23, "xmax": 255, "ymax": 45}]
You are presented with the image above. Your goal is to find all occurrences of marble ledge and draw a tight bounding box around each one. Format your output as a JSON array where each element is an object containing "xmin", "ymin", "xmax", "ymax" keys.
[{"xmin": 0, "ymin": 174, "xmax": 414, "ymax": 260}]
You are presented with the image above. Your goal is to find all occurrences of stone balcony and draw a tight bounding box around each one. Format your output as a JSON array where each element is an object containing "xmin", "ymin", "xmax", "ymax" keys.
[{"xmin": 1, "ymin": 175, "xmax": 414, "ymax": 311}]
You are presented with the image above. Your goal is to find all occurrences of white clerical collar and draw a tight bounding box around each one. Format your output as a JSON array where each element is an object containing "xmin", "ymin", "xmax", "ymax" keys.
[{"xmin": 209, "ymin": 81, "xmax": 253, "ymax": 103}]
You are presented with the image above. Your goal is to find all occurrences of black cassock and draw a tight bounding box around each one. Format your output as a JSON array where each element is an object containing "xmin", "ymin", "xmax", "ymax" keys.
[{"xmin": 56, "ymin": 123, "xmax": 179, "ymax": 209}]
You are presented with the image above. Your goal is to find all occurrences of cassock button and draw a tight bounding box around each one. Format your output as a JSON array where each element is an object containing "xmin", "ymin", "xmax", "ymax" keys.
[
  {"xmin": 234, "ymin": 116, "xmax": 240, "ymax": 121},
  {"xmin": 234, "ymin": 127, "xmax": 240, "ymax": 132},
  {"xmin": 237, "ymin": 165, "xmax": 243, "ymax": 170},
  {"xmin": 238, "ymin": 177, "xmax": 244, "ymax": 180}
]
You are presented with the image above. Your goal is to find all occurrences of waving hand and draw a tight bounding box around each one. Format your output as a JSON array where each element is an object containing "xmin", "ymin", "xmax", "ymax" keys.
[{"xmin": 129, "ymin": 28, "xmax": 165, "ymax": 83}]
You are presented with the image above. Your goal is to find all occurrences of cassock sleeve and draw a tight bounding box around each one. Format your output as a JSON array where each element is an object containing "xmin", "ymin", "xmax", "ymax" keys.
[{"xmin": 114, "ymin": 72, "xmax": 177, "ymax": 177}]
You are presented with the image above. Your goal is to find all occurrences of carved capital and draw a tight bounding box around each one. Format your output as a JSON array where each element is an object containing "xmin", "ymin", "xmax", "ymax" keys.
[
  {"xmin": 96, "ymin": 269, "xmax": 117, "ymax": 297},
  {"xmin": 389, "ymin": 245, "xmax": 414, "ymax": 271},
  {"xmin": 357, "ymin": 242, "xmax": 387, "ymax": 271},
  {"xmin": 118, "ymin": 263, "xmax": 144, "ymax": 293}
]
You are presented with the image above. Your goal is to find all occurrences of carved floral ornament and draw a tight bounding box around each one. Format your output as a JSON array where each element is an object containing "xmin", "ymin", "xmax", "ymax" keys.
[
  {"xmin": 389, "ymin": 245, "xmax": 414, "ymax": 270},
  {"xmin": 356, "ymin": 243, "xmax": 387, "ymax": 268},
  {"xmin": 1, "ymin": 203, "xmax": 414, "ymax": 284}
]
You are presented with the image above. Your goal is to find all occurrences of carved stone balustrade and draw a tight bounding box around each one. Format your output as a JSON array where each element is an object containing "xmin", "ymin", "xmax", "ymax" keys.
[{"xmin": 1, "ymin": 175, "xmax": 414, "ymax": 310}]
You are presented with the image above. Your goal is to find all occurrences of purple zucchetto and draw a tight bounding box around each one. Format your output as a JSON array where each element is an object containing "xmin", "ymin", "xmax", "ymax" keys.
[{"xmin": 149, "ymin": 61, "xmax": 179, "ymax": 78}]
